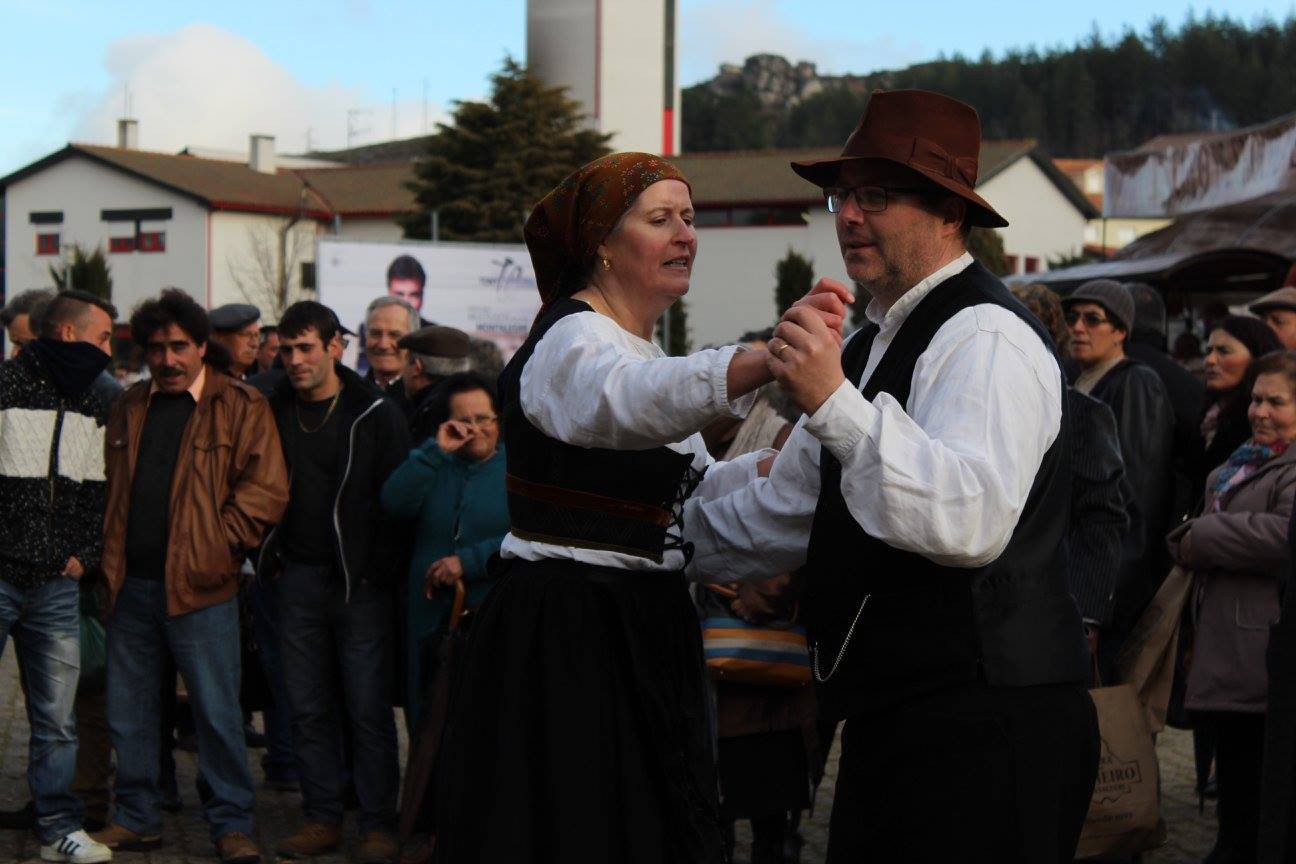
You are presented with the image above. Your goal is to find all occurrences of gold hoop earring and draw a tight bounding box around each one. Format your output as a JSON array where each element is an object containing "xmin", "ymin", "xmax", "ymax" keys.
[{"xmin": 601, "ymin": 257, "xmax": 612, "ymax": 271}]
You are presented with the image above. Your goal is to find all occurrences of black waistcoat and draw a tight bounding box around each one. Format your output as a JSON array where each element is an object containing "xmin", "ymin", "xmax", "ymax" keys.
[
  {"xmin": 803, "ymin": 262, "xmax": 1089, "ymax": 719},
  {"xmin": 498, "ymin": 298, "xmax": 697, "ymax": 563}
]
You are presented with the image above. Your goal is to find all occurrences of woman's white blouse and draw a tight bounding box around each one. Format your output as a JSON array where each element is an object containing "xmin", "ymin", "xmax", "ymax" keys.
[{"xmin": 499, "ymin": 310, "xmax": 761, "ymax": 572}]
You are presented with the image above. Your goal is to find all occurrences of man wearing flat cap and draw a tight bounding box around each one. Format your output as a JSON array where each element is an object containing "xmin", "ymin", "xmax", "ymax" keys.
[
  {"xmin": 209, "ymin": 304, "xmax": 262, "ymax": 379},
  {"xmin": 1250, "ymin": 282, "xmax": 1296, "ymax": 350},
  {"xmin": 1063, "ymin": 280, "xmax": 1175, "ymax": 678},
  {"xmin": 687, "ymin": 90, "xmax": 1098, "ymax": 860},
  {"xmin": 397, "ymin": 325, "xmax": 471, "ymax": 445}
]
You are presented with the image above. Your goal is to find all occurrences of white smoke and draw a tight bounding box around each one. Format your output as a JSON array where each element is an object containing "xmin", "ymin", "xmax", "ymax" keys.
[{"xmin": 70, "ymin": 23, "xmax": 444, "ymax": 156}]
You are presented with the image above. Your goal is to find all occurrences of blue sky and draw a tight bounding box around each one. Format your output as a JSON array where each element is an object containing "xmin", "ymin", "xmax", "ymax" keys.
[{"xmin": 0, "ymin": 0, "xmax": 1287, "ymax": 175}]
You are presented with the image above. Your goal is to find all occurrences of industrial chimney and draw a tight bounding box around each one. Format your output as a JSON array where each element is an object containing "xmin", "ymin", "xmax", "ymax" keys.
[
  {"xmin": 117, "ymin": 119, "xmax": 139, "ymax": 149},
  {"xmin": 249, "ymin": 134, "xmax": 276, "ymax": 173}
]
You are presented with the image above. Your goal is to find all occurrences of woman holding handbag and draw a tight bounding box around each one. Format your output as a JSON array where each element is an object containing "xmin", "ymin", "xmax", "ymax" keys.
[
  {"xmin": 1168, "ymin": 350, "xmax": 1296, "ymax": 864},
  {"xmin": 431, "ymin": 152, "xmax": 849, "ymax": 864}
]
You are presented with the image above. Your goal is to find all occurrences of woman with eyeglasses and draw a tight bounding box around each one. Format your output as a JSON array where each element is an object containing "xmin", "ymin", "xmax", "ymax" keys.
[{"xmin": 379, "ymin": 371, "xmax": 509, "ymax": 739}]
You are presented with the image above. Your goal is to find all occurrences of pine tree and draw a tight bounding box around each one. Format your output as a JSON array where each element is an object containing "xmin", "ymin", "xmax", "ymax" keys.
[
  {"xmin": 967, "ymin": 228, "xmax": 1011, "ymax": 277},
  {"xmin": 658, "ymin": 298, "xmax": 691, "ymax": 356},
  {"xmin": 400, "ymin": 58, "xmax": 612, "ymax": 242},
  {"xmin": 774, "ymin": 248, "xmax": 814, "ymax": 317},
  {"xmin": 49, "ymin": 245, "xmax": 112, "ymax": 301}
]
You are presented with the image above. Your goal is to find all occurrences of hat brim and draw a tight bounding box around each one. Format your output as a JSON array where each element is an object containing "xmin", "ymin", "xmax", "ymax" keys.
[
  {"xmin": 1249, "ymin": 301, "xmax": 1296, "ymax": 315},
  {"xmin": 791, "ymin": 155, "xmax": 1008, "ymax": 228}
]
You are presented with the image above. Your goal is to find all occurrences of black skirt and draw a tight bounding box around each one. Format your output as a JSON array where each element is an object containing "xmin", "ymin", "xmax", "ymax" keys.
[{"xmin": 433, "ymin": 556, "xmax": 722, "ymax": 863}]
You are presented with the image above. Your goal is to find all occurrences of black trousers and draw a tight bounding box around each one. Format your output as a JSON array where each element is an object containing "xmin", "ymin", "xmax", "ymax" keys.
[
  {"xmin": 827, "ymin": 680, "xmax": 1099, "ymax": 863},
  {"xmin": 1203, "ymin": 710, "xmax": 1265, "ymax": 862}
]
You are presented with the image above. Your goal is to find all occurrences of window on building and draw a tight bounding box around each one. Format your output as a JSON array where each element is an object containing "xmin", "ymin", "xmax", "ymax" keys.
[
  {"xmin": 1024, "ymin": 257, "xmax": 1040, "ymax": 273},
  {"xmin": 109, "ymin": 236, "xmax": 136, "ymax": 254},
  {"xmin": 36, "ymin": 233, "xmax": 59, "ymax": 255},
  {"xmin": 137, "ymin": 232, "xmax": 166, "ymax": 253},
  {"xmin": 301, "ymin": 261, "xmax": 317, "ymax": 291},
  {"xmin": 1004, "ymin": 254, "xmax": 1019, "ymax": 273}
]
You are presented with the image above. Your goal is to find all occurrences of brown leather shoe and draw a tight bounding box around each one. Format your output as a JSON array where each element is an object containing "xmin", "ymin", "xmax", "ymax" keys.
[
  {"xmin": 216, "ymin": 832, "xmax": 261, "ymax": 864},
  {"xmin": 275, "ymin": 822, "xmax": 341, "ymax": 859},
  {"xmin": 89, "ymin": 823, "xmax": 162, "ymax": 851},
  {"xmin": 357, "ymin": 830, "xmax": 399, "ymax": 864}
]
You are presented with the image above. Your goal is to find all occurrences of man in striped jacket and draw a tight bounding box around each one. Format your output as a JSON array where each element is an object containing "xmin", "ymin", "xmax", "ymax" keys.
[{"xmin": 0, "ymin": 289, "xmax": 118, "ymax": 863}]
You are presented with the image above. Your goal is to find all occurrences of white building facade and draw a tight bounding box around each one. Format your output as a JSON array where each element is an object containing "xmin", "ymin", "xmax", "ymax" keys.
[{"xmin": 527, "ymin": 0, "xmax": 681, "ymax": 155}]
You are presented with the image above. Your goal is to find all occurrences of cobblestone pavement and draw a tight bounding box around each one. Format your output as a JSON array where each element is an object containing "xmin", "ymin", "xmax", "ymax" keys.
[{"xmin": 0, "ymin": 649, "xmax": 1217, "ymax": 863}]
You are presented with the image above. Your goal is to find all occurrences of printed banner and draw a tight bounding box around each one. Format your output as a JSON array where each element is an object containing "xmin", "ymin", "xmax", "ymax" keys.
[{"xmin": 316, "ymin": 238, "xmax": 541, "ymax": 366}]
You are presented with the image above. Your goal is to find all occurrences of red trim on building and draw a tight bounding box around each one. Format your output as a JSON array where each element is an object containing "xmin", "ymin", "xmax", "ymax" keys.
[{"xmin": 662, "ymin": 108, "xmax": 674, "ymax": 156}]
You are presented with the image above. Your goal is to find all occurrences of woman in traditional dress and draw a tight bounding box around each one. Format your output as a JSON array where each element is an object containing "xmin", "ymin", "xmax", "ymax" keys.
[{"xmin": 432, "ymin": 152, "xmax": 847, "ymax": 864}]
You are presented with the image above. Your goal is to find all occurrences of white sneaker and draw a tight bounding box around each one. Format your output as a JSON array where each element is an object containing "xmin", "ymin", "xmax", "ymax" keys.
[{"xmin": 40, "ymin": 829, "xmax": 113, "ymax": 863}]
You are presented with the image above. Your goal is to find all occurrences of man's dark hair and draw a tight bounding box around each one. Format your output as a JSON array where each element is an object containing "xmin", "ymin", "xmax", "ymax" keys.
[
  {"xmin": 130, "ymin": 288, "xmax": 210, "ymax": 347},
  {"xmin": 738, "ymin": 327, "xmax": 776, "ymax": 344},
  {"xmin": 386, "ymin": 255, "xmax": 426, "ymax": 291},
  {"xmin": 428, "ymin": 372, "xmax": 498, "ymax": 430},
  {"xmin": 279, "ymin": 300, "xmax": 340, "ymax": 344},
  {"xmin": 1, "ymin": 289, "xmax": 55, "ymax": 327},
  {"xmin": 40, "ymin": 290, "xmax": 119, "ymax": 339}
]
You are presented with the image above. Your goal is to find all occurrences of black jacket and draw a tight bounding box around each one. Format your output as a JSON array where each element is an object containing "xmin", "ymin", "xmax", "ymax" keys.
[
  {"xmin": 1066, "ymin": 389, "xmax": 1127, "ymax": 624},
  {"xmin": 1088, "ymin": 358, "xmax": 1176, "ymax": 634},
  {"xmin": 260, "ymin": 363, "xmax": 411, "ymax": 596},
  {"xmin": 0, "ymin": 349, "xmax": 119, "ymax": 589},
  {"xmin": 1127, "ymin": 335, "xmax": 1205, "ymax": 522}
]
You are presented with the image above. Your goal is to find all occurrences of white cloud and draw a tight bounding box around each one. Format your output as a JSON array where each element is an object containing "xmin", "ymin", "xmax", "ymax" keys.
[
  {"xmin": 71, "ymin": 23, "xmax": 445, "ymax": 156},
  {"xmin": 680, "ymin": 0, "xmax": 925, "ymax": 85}
]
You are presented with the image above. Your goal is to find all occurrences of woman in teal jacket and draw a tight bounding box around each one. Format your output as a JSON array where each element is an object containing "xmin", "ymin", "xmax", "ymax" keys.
[{"xmin": 380, "ymin": 373, "xmax": 508, "ymax": 735}]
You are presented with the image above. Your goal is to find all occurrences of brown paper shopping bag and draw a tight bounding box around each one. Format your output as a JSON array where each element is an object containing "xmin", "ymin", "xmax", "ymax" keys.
[
  {"xmin": 1112, "ymin": 565, "xmax": 1194, "ymax": 733},
  {"xmin": 1075, "ymin": 685, "xmax": 1167, "ymax": 859}
]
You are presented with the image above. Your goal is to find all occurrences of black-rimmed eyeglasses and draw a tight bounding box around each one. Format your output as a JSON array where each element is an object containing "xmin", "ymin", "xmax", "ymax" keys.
[{"xmin": 824, "ymin": 185, "xmax": 932, "ymax": 214}]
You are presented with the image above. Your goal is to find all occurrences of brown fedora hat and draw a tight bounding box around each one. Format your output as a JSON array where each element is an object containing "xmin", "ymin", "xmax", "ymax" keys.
[{"xmin": 791, "ymin": 89, "xmax": 1008, "ymax": 228}]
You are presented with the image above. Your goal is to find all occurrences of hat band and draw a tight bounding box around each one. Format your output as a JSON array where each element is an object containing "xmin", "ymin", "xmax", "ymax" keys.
[{"xmin": 854, "ymin": 133, "xmax": 978, "ymax": 188}]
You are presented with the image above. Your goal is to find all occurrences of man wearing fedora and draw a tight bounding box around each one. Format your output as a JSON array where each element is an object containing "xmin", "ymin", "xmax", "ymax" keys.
[
  {"xmin": 1250, "ymin": 276, "xmax": 1296, "ymax": 350},
  {"xmin": 687, "ymin": 90, "xmax": 1098, "ymax": 861}
]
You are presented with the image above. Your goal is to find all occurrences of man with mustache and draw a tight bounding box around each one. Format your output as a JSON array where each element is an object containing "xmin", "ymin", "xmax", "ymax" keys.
[
  {"xmin": 93, "ymin": 289, "xmax": 288, "ymax": 864},
  {"xmin": 686, "ymin": 91, "xmax": 1098, "ymax": 861}
]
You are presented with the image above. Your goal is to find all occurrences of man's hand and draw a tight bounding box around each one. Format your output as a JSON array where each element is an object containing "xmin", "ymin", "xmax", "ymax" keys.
[
  {"xmin": 789, "ymin": 278, "xmax": 855, "ymax": 344},
  {"xmin": 62, "ymin": 557, "xmax": 84, "ymax": 581},
  {"xmin": 436, "ymin": 420, "xmax": 474, "ymax": 455},
  {"xmin": 767, "ymin": 306, "xmax": 847, "ymax": 415},
  {"xmin": 424, "ymin": 555, "xmax": 465, "ymax": 598}
]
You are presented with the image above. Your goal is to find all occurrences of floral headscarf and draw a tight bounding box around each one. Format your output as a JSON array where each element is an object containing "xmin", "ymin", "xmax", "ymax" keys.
[{"xmin": 523, "ymin": 152, "xmax": 691, "ymax": 307}]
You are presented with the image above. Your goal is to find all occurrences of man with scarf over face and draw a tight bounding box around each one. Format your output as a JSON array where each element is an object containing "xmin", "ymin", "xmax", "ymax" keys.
[{"xmin": 0, "ymin": 289, "xmax": 118, "ymax": 863}]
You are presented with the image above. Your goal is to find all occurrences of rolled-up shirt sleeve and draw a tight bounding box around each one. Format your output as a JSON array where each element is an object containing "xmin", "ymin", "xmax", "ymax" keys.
[{"xmin": 521, "ymin": 312, "xmax": 755, "ymax": 449}]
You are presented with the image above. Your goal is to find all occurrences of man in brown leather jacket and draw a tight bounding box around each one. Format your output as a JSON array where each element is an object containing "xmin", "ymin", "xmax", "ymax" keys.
[{"xmin": 92, "ymin": 289, "xmax": 288, "ymax": 864}]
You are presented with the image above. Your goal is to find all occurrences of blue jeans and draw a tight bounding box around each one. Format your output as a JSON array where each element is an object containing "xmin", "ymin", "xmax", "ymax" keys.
[
  {"xmin": 278, "ymin": 560, "xmax": 398, "ymax": 832},
  {"xmin": 0, "ymin": 576, "xmax": 82, "ymax": 843},
  {"xmin": 246, "ymin": 579, "xmax": 296, "ymax": 778},
  {"xmin": 106, "ymin": 578, "xmax": 254, "ymax": 841}
]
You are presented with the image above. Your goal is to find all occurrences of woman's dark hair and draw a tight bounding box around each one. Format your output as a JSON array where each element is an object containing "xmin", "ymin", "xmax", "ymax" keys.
[
  {"xmin": 278, "ymin": 300, "xmax": 339, "ymax": 344},
  {"xmin": 130, "ymin": 288, "xmax": 209, "ymax": 347},
  {"xmin": 429, "ymin": 372, "xmax": 498, "ymax": 430},
  {"xmin": 1212, "ymin": 315, "xmax": 1283, "ymax": 363}
]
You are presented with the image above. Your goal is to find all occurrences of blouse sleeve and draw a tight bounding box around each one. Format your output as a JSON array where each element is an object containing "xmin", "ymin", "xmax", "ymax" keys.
[{"xmin": 519, "ymin": 312, "xmax": 755, "ymax": 449}]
